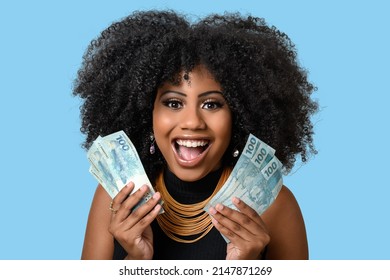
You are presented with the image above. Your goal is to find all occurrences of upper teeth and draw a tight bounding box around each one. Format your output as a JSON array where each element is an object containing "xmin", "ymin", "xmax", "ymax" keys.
[{"xmin": 176, "ymin": 139, "xmax": 208, "ymax": 148}]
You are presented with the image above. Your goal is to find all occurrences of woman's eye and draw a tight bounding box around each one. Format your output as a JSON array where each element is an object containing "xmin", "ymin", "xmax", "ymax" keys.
[
  {"xmin": 163, "ymin": 99, "xmax": 182, "ymax": 109},
  {"xmin": 202, "ymin": 100, "xmax": 223, "ymax": 110}
]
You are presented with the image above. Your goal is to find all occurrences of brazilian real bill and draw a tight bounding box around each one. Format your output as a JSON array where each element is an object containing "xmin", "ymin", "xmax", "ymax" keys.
[
  {"xmin": 87, "ymin": 131, "xmax": 163, "ymax": 212},
  {"xmin": 205, "ymin": 134, "xmax": 283, "ymax": 242}
]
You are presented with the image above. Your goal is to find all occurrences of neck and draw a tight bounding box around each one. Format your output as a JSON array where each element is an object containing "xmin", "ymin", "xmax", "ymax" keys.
[{"xmin": 163, "ymin": 167, "xmax": 224, "ymax": 204}]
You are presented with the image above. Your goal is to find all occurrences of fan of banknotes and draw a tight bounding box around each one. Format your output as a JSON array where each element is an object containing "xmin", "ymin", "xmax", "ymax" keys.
[
  {"xmin": 204, "ymin": 134, "xmax": 283, "ymax": 242},
  {"xmin": 86, "ymin": 131, "xmax": 283, "ymax": 240},
  {"xmin": 87, "ymin": 130, "xmax": 161, "ymax": 211},
  {"xmin": 204, "ymin": 134, "xmax": 283, "ymax": 218}
]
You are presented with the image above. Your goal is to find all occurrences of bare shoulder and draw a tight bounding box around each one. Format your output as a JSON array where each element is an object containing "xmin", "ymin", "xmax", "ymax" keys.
[
  {"xmin": 264, "ymin": 186, "xmax": 303, "ymax": 218},
  {"xmin": 261, "ymin": 185, "xmax": 309, "ymax": 259}
]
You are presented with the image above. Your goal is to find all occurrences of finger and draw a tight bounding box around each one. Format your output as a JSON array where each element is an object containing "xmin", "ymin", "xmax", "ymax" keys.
[
  {"xmin": 121, "ymin": 191, "xmax": 162, "ymax": 230},
  {"xmin": 232, "ymin": 197, "xmax": 267, "ymax": 228},
  {"xmin": 109, "ymin": 194, "xmax": 162, "ymax": 244},
  {"xmin": 210, "ymin": 202, "xmax": 267, "ymax": 242},
  {"xmin": 115, "ymin": 185, "xmax": 152, "ymax": 220},
  {"xmin": 209, "ymin": 204, "xmax": 250, "ymax": 241},
  {"xmin": 109, "ymin": 182, "xmax": 135, "ymax": 216},
  {"xmin": 112, "ymin": 182, "xmax": 135, "ymax": 207}
]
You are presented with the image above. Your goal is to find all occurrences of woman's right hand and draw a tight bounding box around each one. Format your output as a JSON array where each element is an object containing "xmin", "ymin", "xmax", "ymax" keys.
[{"xmin": 108, "ymin": 183, "xmax": 162, "ymax": 260}]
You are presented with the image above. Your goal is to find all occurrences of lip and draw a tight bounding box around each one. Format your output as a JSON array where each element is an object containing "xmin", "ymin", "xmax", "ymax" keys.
[{"xmin": 171, "ymin": 136, "xmax": 212, "ymax": 168}]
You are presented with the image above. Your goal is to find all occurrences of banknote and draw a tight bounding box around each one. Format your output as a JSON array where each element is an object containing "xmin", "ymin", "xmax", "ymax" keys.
[
  {"xmin": 205, "ymin": 134, "xmax": 283, "ymax": 242},
  {"xmin": 87, "ymin": 131, "xmax": 163, "ymax": 212},
  {"xmin": 87, "ymin": 138, "xmax": 121, "ymax": 197}
]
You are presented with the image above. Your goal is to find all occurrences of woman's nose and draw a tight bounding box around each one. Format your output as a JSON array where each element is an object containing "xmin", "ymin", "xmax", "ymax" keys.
[{"xmin": 180, "ymin": 107, "xmax": 206, "ymax": 130}]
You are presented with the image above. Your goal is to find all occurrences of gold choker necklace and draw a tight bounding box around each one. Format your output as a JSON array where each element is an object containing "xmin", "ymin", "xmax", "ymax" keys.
[{"xmin": 155, "ymin": 168, "xmax": 231, "ymax": 243}]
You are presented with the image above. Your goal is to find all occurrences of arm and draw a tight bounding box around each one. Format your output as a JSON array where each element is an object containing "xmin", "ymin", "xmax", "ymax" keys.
[
  {"xmin": 261, "ymin": 186, "xmax": 309, "ymax": 259},
  {"xmin": 81, "ymin": 185, "xmax": 114, "ymax": 259}
]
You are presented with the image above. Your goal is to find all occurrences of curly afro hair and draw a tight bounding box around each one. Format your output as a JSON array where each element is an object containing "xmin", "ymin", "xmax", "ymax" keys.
[{"xmin": 73, "ymin": 10, "xmax": 318, "ymax": 182}]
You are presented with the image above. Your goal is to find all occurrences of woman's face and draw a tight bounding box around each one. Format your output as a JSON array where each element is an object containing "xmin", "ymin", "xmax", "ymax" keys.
[{"xmin": 153, "ymin": 66, "xmax": 232, "ymax": 182}]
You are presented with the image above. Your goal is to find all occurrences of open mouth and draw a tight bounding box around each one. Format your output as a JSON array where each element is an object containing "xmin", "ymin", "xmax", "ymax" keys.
[{"xmin": 174, "ymin": 139, "xmax": 210, "ymax": 161}]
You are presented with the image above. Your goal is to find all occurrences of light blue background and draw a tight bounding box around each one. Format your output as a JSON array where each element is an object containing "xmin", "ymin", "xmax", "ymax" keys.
[{"xmin": 0, "ymin": 0, "xmax": 389, "ymax": 259}]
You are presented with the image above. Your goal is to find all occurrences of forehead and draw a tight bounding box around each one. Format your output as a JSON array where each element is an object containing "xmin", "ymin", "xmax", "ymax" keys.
[{"xmin": 158, "ymin": 65, "xmax": 222, "ymax": 93}]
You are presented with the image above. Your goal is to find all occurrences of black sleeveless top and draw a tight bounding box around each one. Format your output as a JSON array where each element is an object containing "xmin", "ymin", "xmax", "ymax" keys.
[{"xmin": 113, "ymin": 168, "xmax": 227, "ymax": 260}]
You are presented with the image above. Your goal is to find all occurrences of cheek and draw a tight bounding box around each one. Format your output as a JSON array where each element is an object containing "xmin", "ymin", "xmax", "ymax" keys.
[
  {"xmin": 216, "ymin": 112, "xmax": 232, "ymax": 138},
  {"xmin": 152, "ymin": 109, "xmax": 177, "ymax": 147},
  {"xmin": 153, "ymin": 112, "xmax": 175, "ymax": 132},
  {"xmin": 209, "ymin": 113, "xmax": 232, "ymax": 155}
]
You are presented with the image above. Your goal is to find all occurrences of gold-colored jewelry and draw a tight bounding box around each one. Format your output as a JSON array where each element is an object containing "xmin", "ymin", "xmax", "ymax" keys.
[
  {"xmin": 109, "ymin": 201, "xmax": 118, "ymax": 214},
  {"xmin": 155, "ymin": 167, "xmax": 231, "ymax": 243}
]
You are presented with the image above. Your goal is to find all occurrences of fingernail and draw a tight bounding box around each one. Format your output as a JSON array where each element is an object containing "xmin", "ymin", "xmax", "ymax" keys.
[
  {"xmin": 233, "ymin": 197, "xmax": 240, "ymax": 204},
  {"xmin": 211, "ymin": 217, "xmax": 218, "ymax": 225},
  {"xmin": 209, "ymin": 207, "xmax": 217, "ymax": 215},
  {"xmin": 216, "ymin": 204, "xmax": 224, "ymax": 211}
]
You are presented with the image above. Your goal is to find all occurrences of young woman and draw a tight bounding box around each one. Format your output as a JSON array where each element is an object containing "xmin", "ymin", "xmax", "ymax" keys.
[{"xmin": 74, "ymin": 10, "xmax": 318, "ymax": 260}]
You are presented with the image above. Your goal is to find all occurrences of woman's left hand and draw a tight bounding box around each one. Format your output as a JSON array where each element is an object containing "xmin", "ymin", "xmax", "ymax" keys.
[{"xmin": 209, "ymin": 197, "xmax": 270, "ymax": 260}]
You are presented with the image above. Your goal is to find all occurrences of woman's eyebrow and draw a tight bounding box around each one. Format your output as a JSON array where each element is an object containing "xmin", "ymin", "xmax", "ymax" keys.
[
  {"xmin": 198, "ymin": 90, "xmax": 224, "ymax": 97},
  {"xmin": 160, "ymin": 90, "xmax": 223, "ymax": 97},
  {"xmin": 160, "ymin": 90, "xmax": 186, "ymax": 97}
]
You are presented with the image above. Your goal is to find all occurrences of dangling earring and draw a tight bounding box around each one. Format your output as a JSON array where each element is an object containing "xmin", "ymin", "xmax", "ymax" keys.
[
  {"xmin": 232, "ymin": 148, "xmax": 239, "ymax": 158},
  {"xmin": 150, "ymin": 134, "xmax": 156, "ymax": 155}
]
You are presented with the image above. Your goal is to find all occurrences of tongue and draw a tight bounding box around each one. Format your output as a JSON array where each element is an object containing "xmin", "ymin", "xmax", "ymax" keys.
[{"xmin": 178, "ymin": 146, "xmax": 204, "ymax": 161}]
